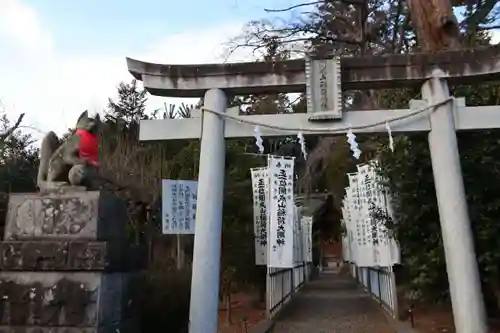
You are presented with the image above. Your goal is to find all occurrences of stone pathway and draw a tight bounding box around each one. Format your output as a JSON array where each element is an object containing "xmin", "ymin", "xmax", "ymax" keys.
[{"xmin": 270, "ymin": 269, "xmax": 397, "ymax": 333}]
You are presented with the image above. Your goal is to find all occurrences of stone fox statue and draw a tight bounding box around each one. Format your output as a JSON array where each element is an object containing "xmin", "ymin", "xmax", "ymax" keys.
[{"xmin": 37, "ymin": 110, "xmax": 101, "ymax": 190}]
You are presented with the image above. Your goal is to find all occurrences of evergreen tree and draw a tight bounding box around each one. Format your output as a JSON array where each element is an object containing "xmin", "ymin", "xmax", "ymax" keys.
[
  {"xmin": 0, "ymin": 111, "xmax": 39, "ymax": 228},
  {"xmin": 106, "ymin": 79, "xmax": 148, "ymax": 125}
]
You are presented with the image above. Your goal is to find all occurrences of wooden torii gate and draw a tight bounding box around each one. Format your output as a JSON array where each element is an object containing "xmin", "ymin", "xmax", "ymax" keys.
[{"xmin": 126, "ymin": 45, "xmax": 500, "ymax": 333}]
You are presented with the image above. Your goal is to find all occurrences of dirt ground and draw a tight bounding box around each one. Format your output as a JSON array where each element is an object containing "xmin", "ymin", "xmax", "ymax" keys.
[
  {"xmin": 400, "ymin": 304, "xmax": 500, "ymax": 333},
  {"xmin": 218, "ymin": 291, "xmax": 266, "ymax": 333}
]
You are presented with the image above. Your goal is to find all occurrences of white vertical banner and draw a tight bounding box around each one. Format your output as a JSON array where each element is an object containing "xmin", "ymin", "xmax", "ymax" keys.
[
  {"xmin": 357, "ymin": 163, "xmax": 377, "ymax": 267},
  {"xmin": 293, "ymin": 205, "xmax": 304, "ymax": 264},
  {"xmin": 293, "ymin": 205, "xmax": 298, "ymax": 263},
  {"xmin": 381, "ymin": 189, "xmax": 401, "ymax": 265},
  {"xmin": 162, "ymin": 179, "xmax": 198, "ymax": 234},
  {"xmin": 301, "ymin": 216, "xmax": 306, "ymax": 262},
  {"xmin": 364, "ymin": 163, "xmax": 402, "ymax": 267},
  {"xmin": 297, "ymin": 209, "xmax": 305, "ymax": 262},
  {"xmin": 342, "ymin": 160, "xmax": 401, "ymax": 268},
  {"xmin": 250, "ymin": 167, "xmax": 270, "ymax": 266},
  {"xmin": 343, "ymin": 188, "xmax": 355, "ymax": 263},
  {"xmin": 390, "ymin": 239, "xmax": 401, "ymax": 265},
  {"xmin": 307, "ymin": 217, "xmax": 313, "ymax": 262},
  {"xmin": 301, "ymin": 216, "xmax": 313, "ymax": 262},
  {"xmin": 368, "ymin": 165, "xmax": 392, "ymax": 267},
  {"xmin": 348, "ymin": 173, "xmax": 365, "ymax": 265},
  {"xmin": 341, "ymin": 204, "xmax": 351, "ymax": 262},
  {"xmin": 268, "ymin": 156, "xmax": 295, "ymax": 268}
]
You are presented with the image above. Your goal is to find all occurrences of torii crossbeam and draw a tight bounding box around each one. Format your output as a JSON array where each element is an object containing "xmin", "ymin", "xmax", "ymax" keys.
[{"xmin": 127, "ymin": 45, "xmax": 500, "ymax": 333}]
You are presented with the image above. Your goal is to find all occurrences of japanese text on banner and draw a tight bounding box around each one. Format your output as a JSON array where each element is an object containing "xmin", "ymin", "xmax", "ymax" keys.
[
  {"xmin": 301, "ymin": 216, "xmax": 313, "ymax": 262},
  {"xmin": 358, "ymin": 163, "xmax": 393, "ymax": 267},
  {"xmin": 250, "ymin": 167, "xmax": 269, "ymax": 266},
  {"xmin": 341, "ymin": 160, "xmax": 401, "ymax": 267},
  {"xmin": 268, "ymin": 156, "xmax": 295, "ymax": 268},
  {"xmin": 162, "ymin": 179, "xmax": 198, "ymax": 234},
  {"xmin": 293, "ymin": 205, "xmax": 300, "ymax": 263}
]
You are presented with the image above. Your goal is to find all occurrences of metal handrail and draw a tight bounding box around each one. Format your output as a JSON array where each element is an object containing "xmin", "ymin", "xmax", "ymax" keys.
[
  {"xmin": 267, "ymin": 262, "xmax": 312, "ymax": 318},
  {"xmin": 351, "ymin": 263, "xmax": 399, "ymax": 319}
]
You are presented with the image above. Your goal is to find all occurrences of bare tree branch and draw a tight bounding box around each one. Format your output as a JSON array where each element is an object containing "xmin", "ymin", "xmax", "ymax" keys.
[
  {"xmin": 459, "ymin": 0, "xmax": 497, "ymax": 29},
  {"xmin": 0, "ymin": 113, "xmax": 25, "ymax": 141},
  {"xmin": 398, "ymin": 9, "xmax": 411, "ymax": 53},
  {"xmin": 477, "ymin": 24, "xmax": 500, "ymax": 31},
  {"xmin": 391, "ymin": 0, "xmax": 404, "ymax": 52},
  {"xmin": 264, "ymin": 1, "xmax": 323, "ymax": 13}
]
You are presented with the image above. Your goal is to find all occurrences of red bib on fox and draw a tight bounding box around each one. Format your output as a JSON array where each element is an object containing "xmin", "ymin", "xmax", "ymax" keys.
[{"xmin": 76, "ymin": 130, "xmax": 99, "ymax": 166}]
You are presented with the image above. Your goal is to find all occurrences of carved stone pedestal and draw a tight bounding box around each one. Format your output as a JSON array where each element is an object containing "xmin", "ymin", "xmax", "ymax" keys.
[{"xmin": 0, "ymin": 189, "xmax": 137, "ymax": 333}]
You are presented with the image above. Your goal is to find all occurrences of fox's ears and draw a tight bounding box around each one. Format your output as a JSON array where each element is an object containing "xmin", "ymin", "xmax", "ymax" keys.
[{"xmin": 77, "ymin": 110, "xmax": 89, "ymax": 122}]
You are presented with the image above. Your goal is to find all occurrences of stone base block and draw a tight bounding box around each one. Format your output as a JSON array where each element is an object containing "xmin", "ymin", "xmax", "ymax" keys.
[
  {"xmin": 0, "ymin": 326, "xmax": 97, "ymax": 333},
  {"xmin": 5, "ymin": 190, "xmax": 126, "ymax": 242},
  {"xmin": 0, "ymin": 272, "xmax": 133, "ymax": 333},
  {"xmin": 0, "ymin": 241, "xmax": 107, "ymax": 271}
]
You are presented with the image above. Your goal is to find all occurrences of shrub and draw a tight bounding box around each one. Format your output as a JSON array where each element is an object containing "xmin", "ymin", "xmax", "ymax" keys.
[{"xmin": 129, "ymin": 268, "xmax": 191, "ymax": 333}]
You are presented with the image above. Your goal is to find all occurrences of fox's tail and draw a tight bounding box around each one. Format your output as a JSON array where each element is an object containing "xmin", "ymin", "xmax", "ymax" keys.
[{"xmin": 37, "ymin": 131, "xmax": 60, "ymax": 189}]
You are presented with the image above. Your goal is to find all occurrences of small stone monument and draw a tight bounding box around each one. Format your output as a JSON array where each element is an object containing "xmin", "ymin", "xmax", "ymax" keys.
[
  {"xmin": 0, "ymin": 113, "xmax": 139, "ymax": 333},
  {"xmin": 0, "ymin": 188, "xmax": 137, "ymax": 333}
]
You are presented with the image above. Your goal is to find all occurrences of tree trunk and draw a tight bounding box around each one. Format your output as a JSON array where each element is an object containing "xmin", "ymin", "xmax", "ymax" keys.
[{"xmin": 408, "ymin": 0, "xmax": 461, "ymax": 51}]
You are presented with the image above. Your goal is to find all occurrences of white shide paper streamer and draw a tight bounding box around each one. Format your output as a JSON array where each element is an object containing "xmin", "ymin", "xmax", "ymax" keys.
[{"xmin": 346, "ymin": 129, "xmax": 361, "ymax": 159}]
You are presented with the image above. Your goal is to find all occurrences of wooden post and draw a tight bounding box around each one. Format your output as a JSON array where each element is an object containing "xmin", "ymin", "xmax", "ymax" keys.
[{"xmin": 176, "ymin": 234, "xmax": 183, "ymax": 270}]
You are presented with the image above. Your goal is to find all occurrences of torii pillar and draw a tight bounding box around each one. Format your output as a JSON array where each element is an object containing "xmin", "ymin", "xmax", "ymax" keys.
[{"xmin": 125, "ymin": 47, "xmax": 500, "ymax": 333}]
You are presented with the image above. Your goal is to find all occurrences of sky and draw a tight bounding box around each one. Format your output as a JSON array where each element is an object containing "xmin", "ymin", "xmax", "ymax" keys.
[
  {"xmin": 0, "ymin": 0, "xmax": 499, "ymax": 139},
  {"xmin": 0, "ymin": 0, "xmax": 300, "ymax": 138}
]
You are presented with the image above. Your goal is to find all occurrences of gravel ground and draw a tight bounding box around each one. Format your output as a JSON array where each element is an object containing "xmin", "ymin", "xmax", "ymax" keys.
[{"xmin": 270, "ymin": 270, "xmax": 396, "ymax": 333}]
